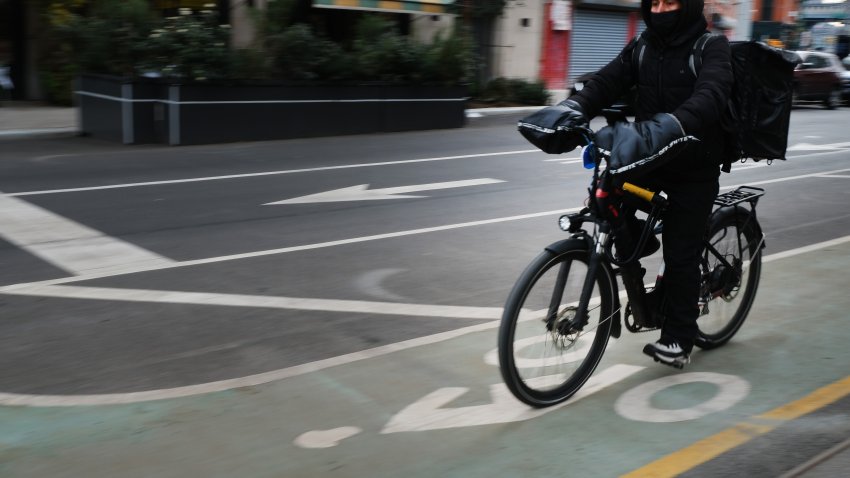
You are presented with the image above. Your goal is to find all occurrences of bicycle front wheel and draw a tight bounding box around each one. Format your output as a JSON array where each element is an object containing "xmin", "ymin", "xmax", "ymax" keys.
[
  {"xmin": 696, "ymin": 208, "xmax": 763, "ymax": 349},
  {"xmin": 498, "ymin": 243, "xmax": 617, "ymax": 407}
]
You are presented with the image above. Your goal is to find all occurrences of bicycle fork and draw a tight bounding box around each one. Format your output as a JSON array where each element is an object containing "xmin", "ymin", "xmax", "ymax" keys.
[{"xmin": 557, "ymin": 224, "xmax": 611, "ymax": 334}]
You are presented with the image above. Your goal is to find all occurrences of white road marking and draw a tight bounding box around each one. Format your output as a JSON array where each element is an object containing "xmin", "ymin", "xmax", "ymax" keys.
[
  {"xmin": 786, "ymin": 141, "xmax": 850, "ymax": 151},
  {"xmin": 356, "ymin": 268, "xmax": 409, "ymax": 302},
  {"xmin": 264, "ymin": 179, "xmax": 505, "ymax": 205},
  {"xmin": 0, "ymin": 192, "xmax": 173, "ymax": 276},
  {"xmin": 6, "ymin": 142, "xmax": 849, "ymax": 199},
  {"xmin": 294, "ymin": 427, "xmax": 363, "ymax": 449},
  {"xmin": 816, "ymin": 174, "xmax": 850, "ymax": 179},
  {"xmin": 785, "ymin": 149, "xmax": 850, "ymax": 160},
  {"xmin": 615, "ymin": 372, "xmax": 750, "ymax": 423},
  {"xmin": 763, "ymin": 235, "xmax": 850, "ymax": 264},
  {"xmin": 2, "ymin": 150, "xmax": 850, "ymax": 408},
  {"xmin": 8, "ymin": 150, "xmax": 540, "ymax": 197},
  {"xmin": 0, "ymin": 320, "xmax": 501, "ymax": 407},
  {"xmin": 728, "ymin": 162, "xmax": 768, "ymax": 171},
  {"xmin": 0, "ymin": 207, "xmax": 582, "ymax": 290},
  {"xmin": 378, "ymin": 364, "xmax": 645, "ymax": 434},
  {"xmin": 2, "ymin": 284, "xmax": 501, "ymax": 319},
  {"xmin": 722, "ymin": 167, "xmax": 850, "ymax": 190},
  {"xmin": 0, "ymin": 235, "xmax": 848, "ymax": 407}
]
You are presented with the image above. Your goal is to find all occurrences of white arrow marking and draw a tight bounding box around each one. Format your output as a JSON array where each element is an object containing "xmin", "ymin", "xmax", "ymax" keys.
[
  {"xmin": 264, "ymin": 178, "xmax": 505, "ymax": 205},
  {"xmin": 379, "ymin": 364, "xmax": 644, "ymax": 434}
]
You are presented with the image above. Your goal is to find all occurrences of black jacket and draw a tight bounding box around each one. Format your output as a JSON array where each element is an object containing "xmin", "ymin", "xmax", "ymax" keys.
[{"xmin": 570, "ymin": 0, "xmax": 733, "ymax": 179}]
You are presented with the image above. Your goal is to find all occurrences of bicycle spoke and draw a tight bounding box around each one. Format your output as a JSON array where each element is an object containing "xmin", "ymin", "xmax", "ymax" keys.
[
  {"xmin": 696, "ymin": 212, "xmax": 762, "ymax": 348},
  {"xmin": 499, "ymin": 247, "xmax": 616, "ymax": 406}
]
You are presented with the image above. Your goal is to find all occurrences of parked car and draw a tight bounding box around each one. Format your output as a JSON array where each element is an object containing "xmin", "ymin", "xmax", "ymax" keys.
[
  {"xmin": 841, "ymin": 56, "xmax": 850, "ymax": 105},
  {"xmin": 793, "ymin": 51, "xmax": 843, "ymax": 109},
  {"xmin": 569, "ymin": 71, "xmax": 636, "ymax": 115}
]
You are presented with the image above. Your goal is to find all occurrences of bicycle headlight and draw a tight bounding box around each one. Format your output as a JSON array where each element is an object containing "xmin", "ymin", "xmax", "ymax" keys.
[{"xmin": 559, "ymin": 215, "xmax": 572, "ymax": 231}]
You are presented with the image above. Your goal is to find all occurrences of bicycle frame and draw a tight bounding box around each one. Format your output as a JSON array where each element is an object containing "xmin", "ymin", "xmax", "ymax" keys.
[
  {"xmin": 498, "ymin": 122, "xmax": 767, "ymax": 405},
  {"xmin": 557, "ymin": 145, "xmax": 665, "ymax": 334},
  {"xmin": 558, "ymin": 141, "xmax": 765, "ymax": 338}
]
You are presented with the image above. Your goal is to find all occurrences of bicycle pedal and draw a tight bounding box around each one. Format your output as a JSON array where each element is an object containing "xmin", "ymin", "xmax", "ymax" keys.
[{"xmin": 650, "ymin": 355, "xmax": 687, "ymax": 369}]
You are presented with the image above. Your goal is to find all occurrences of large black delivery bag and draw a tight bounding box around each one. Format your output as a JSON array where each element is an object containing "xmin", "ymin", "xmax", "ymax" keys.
[{"xmin": 724, "ymin": 41, "xmax": 801, "ymax": 163}]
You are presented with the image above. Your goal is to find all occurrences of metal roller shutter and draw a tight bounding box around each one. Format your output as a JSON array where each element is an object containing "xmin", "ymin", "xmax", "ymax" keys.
[{"xmin": 568, "ymin": 10, "xmax": 642, "ymax": 87}]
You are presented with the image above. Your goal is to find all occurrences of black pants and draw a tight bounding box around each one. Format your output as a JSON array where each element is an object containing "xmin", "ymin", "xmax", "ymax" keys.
[{"xmin": 625, "ymin": 175, "xmax": 719, "ymax": 350}]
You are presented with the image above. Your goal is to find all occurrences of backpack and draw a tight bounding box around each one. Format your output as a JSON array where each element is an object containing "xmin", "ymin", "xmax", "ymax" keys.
[{"xmin": 632, "ymin": 33, "xmax": 801, "ymax": 172}]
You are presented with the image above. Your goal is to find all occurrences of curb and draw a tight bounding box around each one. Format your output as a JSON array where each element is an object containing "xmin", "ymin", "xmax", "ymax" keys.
[
  {"xmin": 465, "ymin": 106, "xmax": 541, "ymax": 118},
  {"xmin": 0, "ymin": 107, "xmax": 544, "ymax": 141},
  {"xmin": 0, "ymin": 127, "xmax": 78, "ymax": 140}
]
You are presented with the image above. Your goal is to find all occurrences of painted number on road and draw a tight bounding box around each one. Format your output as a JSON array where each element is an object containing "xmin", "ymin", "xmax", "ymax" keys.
[
  {"xmin": 295, "ymin": 340, "xmax": 752, "ymax": 447},
  {"xmin": 615, "ymin": 372, "xmax": 750, "ymax": 423}
]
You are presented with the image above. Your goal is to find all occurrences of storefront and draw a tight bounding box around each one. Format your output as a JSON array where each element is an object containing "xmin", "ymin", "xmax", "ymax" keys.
[{"xmin": 567, "ymin": 1, "xmax": 643, "ymax": 87}]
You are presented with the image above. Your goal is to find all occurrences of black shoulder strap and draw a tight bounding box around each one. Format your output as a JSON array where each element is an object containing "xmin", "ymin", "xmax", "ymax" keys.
[
  {"xmin": 633, "ymin": 32, "xmax": 720, "ymax": 78},
  {"xmin": 689, "ymin": 32, "xmax": 723, "ymax": 77},
  {"xmin": 631, "ymin": 34, "xmax": 646, "ymax": 78}
]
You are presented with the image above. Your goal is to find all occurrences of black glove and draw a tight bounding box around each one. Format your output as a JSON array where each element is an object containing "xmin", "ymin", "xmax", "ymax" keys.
[
  {"xmin": 517, "ymin": 99, "xmax": 590, "ymax": 154},
  {"xmin": 595, "ymin": 113, "xmax": 695, "ymax": 178}
]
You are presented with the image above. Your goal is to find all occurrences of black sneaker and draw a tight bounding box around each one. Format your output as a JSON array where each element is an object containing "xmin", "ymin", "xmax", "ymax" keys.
[{"xmin": 642, "ymin": 339, "xmax": 690, "ymax": 369}]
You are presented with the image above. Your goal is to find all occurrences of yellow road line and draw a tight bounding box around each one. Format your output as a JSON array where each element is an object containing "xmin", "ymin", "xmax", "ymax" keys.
[{"xmin": 621, "ymin": 375, "xmax": 850, "ymax": 478}]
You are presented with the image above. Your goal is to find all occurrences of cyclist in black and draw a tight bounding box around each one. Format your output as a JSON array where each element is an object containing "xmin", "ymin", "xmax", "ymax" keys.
[{"xmin": 520, "ymin": 0, "xmax": 733, "ymax": 367}]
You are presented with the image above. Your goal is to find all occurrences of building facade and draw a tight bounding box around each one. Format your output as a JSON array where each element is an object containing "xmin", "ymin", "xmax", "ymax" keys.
[
  {"xmin": 489, "ymin": 0, "xmax": 746, "ymax": 101},
  {"xmin": 5, "ymin": 0, "xmax": 760, "ymax": 103}
]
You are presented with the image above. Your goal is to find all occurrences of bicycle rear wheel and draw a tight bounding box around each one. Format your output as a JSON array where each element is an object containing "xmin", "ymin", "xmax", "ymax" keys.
[
  {"xmin": 498, "ymin": 242, "xmax": 616, "ymax": 407},
  {"xmin": 695, "ymin": 208, "xmax": 763, "ymax": 349}
]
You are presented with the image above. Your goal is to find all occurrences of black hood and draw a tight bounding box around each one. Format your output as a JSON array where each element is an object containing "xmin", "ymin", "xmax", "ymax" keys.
[{"xmin": 641, "ymin": 0, "xmax": 707, "ymax": 46}]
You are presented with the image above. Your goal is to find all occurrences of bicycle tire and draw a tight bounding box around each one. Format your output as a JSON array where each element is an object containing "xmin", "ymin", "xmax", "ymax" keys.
[
  {"xmin": 695, "ymin": 207, "xmax": 763, "ymax": 349},
  {"xmin": 498, "ymin": 242, "xmax": 617, "ymax": 407}
]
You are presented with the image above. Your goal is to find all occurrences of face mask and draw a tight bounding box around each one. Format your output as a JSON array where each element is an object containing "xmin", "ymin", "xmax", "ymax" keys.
[{"xmin": 651, "ymin": 11, "xmax": 680, "ymax": 37}]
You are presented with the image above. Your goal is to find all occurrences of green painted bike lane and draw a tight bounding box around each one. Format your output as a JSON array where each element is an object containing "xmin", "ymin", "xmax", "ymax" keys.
[{"xmin": 1, "ymin": 240, "xmax": 849, "ymax": 478}]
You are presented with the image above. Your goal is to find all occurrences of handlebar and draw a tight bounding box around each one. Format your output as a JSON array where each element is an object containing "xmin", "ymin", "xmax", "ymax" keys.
[
  {"xmin": 562, "ymin": 111, "xmax": 664, "ymax": 209},
  {"xmin": 621, "ymin": 182, "xmax": 664, "ymax": 206}
]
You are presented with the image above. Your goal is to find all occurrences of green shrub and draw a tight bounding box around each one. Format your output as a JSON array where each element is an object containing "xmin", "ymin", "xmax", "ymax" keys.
[
  {"xmin": 264, "ymin": 16, "xmax": 472, "ymax": 86},
  {"xmin": 140, "ymin": 7, "xmax": 231, "ymax": 81},
  {"xmin": 74, "ymin": 0, "xmax": 154, "ymax": 76},
  {"xmin": 266, "ymin": 24, "xmax": 345, "ymax": 81},
  {"xmin": 511, "ymin": 78, "xmax": 550, "ymax": 105},
  {"xmin": 228, "ymin": 48, "xmax": 270, "ymax": 80},
  {"xmin": 421, "ymin": 27, "xmax": 474, "ymax": 86},
  {"xmin": 40, "ymin": 0, "xmax": 153, "ymax": 103},
  {"xmin": 477, "ymin": 77, "xmax": 549, "ymax": 105},
  {"xmin": 352, "ymin": 17, "xmax": 427, "ymax": 83},
  {"xmin": 39, "ymin": 0, "xmax": 474, "ymax": 104}
]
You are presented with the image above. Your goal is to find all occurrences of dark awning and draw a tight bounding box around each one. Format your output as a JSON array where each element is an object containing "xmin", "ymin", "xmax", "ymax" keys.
[
  {"xmin": 313, "ymin": 0, "xmax": 455, "ymax": 15},
  {"xmin": 574, "ymin": 0, "xmax": 641, "ymax": 11}
]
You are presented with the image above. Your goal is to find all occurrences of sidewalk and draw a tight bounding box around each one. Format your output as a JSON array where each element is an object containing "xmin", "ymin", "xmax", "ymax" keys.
[
  {"xmin": 0, "ymin": 102, "xmax": 78, "ymax": 138},
  {"xmin": 0, "ymin": 102, "xmax": 539, "ymax": 141}
]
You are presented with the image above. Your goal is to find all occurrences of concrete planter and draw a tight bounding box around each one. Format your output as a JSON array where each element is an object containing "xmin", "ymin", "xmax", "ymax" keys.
[{"xmin": 76, "ymin": 75, "xmax": 468, "ymax": 145}]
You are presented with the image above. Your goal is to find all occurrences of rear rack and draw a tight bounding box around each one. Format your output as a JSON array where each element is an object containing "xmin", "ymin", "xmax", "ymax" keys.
[{"xmin": 714, "ymin": 186, "xmax": 765, "ymax": 208}]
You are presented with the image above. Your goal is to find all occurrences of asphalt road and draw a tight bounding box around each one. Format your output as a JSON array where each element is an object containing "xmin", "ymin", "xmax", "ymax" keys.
[{"xmin": 0, "ymin": 106, "xmax": 849, "ymax": 477}]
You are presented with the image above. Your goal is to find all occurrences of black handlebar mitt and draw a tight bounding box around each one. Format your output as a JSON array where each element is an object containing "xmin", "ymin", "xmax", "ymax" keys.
[
  {"xmin": 595, "ymin": 113, "xmax": 697, "ymax": 179},
  {"xmin": 517, "ymin": 99, "xmax": 590, "ymax": 154}
]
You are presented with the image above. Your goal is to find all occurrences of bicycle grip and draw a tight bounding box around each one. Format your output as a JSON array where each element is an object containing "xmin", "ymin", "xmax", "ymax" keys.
[{"xmin": 622, "ymin": 182, "xmax": 655, "ymax": 203}]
